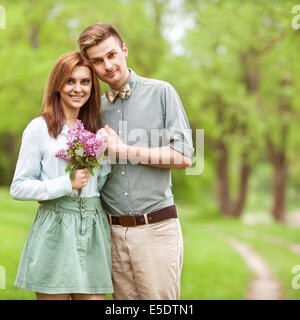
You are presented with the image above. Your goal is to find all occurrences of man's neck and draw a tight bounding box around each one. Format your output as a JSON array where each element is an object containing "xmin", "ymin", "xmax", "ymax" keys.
[{"xmin": 111, "ymin": 69, "xmax": 130, "ymax": 90}]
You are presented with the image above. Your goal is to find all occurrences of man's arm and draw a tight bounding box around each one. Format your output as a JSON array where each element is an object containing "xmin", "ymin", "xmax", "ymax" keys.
[{"xmin": 102, "ymin": 126, "xmax": 192, "ymax": 169}]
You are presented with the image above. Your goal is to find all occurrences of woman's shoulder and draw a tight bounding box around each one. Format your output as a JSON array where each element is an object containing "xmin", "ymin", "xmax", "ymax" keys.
[
  {"xmin": 23, "ymin": 116, "xmax": 48, "ymax": 138},
  {"xmin": 24, "ymin": 116, "xmax": 47, "ymax": 132}
]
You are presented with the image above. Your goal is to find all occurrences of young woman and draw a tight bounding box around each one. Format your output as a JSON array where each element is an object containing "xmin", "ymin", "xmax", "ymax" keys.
[{"xmin": 10, "ymin": 51, "xmax": 113, "ymax": 300}]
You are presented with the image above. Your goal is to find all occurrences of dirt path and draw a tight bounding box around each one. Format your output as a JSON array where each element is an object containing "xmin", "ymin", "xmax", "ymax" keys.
[
  {"xmin": 285, "ymin": 210, "xmax": 300, "ymax": 228},
  {"xmin": 225, "ymin": 236, "xmax": 281, "ymax": 300},
  {"xmin": 242, "ymin": 210, "xmax": 300, "ymax": 228},
  {"xmin": 242, "ymin": 230, "xmax": 300, "ymax": 256}
]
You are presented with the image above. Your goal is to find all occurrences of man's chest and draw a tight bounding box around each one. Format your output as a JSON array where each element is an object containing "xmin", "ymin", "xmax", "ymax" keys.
[
  {"xmin": 102, "ymin": 95, "xmax": 166, "ymax": 147},
  {"xmin": 101, "ymin": 94, "xmax": 165, "ymax": 133}
]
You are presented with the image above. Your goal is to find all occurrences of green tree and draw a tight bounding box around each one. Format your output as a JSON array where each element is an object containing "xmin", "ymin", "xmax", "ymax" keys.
[
  {"xmin": 166, "ymin": 0, "xmax": 300, "ymax": 221},
  {"xmin": 0, "ymin": 0, "xmax": 170, "ymax": 185}
]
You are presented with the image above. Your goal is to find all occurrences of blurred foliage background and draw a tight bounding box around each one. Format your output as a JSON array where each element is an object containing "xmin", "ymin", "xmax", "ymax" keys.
[
  {"xmin": 0, "ymin": 0, "xmax": 300, "ymax": 300},
  {"xmin": 0, "ymin": 0, "xmax": 299, "ymax": 222}
]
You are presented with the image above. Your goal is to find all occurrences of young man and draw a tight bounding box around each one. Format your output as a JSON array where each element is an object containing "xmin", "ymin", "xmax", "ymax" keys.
[{"xmin": 78, "ymin": 23, "xmax": 194, "ymax": 300}]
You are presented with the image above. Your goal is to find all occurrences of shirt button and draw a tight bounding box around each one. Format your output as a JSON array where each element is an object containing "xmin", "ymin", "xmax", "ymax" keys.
[
  {"xmin": 121, "ymin": 171, "xmax": 125, "ymax": 175},
  {"xmin": 117, "ymin": 110, "xmax": 120, "ymax": 113},
  {"xmin": 124, "ymin": 192, "xmax": 128, "ymax": 196}
]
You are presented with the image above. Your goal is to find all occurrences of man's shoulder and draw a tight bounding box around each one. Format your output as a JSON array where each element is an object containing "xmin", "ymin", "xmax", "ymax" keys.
[{"xmin": 136, "ymin": 73, "xmax": 173, "ymax": 91}]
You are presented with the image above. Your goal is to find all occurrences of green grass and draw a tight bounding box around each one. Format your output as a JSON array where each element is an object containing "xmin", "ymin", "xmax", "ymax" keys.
[
  {"xmin": 1, "ymin": 188, "xmax": 300, "ymax": 300},
  {"xmin": 202, "ymin": 220, "xmax": 300, "ymax": 300}
]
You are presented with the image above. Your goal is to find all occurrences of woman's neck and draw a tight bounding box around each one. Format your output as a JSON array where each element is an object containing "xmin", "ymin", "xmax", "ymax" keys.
[{"xmin": 62, "ymin": 105, "xmax": 80, "ymax": 129}]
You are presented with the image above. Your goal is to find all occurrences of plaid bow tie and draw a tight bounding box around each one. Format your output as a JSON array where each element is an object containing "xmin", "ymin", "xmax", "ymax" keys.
[{"xmin": 105, "ymin": 83, "xmax": 131, "ymax": 103}]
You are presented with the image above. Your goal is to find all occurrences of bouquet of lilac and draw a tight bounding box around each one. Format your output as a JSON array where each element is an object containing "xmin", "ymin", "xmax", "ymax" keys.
[{"xmin": 55, "ymin": 119, "xmax": 107, "ymax": 196}]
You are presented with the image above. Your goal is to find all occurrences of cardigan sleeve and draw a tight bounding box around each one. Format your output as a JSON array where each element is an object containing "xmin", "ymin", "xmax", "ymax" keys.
[{"xmin": 10, "ymin": 120, "xmax": 73, "ymax": 201}]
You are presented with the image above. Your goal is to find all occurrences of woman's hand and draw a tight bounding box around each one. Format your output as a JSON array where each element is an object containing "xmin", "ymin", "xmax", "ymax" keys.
[
  {"xmin": 104, "ymin": 125, "xmax": 128, "ymax": 158},
  {"xmin": 96, "ymin": 128, "xmax": 108, "ymax": 154},
  {"xmin": 70, "ymin": 168, "xmax": 90, "ymax": 190},
  {"xmin": 96, "ymin": 128, "xmax": 108, "ymax": 139}
]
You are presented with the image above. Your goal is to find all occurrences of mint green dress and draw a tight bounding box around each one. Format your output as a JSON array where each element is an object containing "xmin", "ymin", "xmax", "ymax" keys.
[{"xmin": 10, "ymin": 117, "xmax": 114, "ymax": 294}]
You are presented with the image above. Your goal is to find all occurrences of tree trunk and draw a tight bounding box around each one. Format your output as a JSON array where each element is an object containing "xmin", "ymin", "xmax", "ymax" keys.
[
  {"xmin": 216, "ymin": 141, "xmax": 251, "ymax": 217},
  {"xmin": 229, "ymin": 152, "xmax": 251, "ymax": 217},
  {"xmin": 266, "ymin": 126, "xmax": 288, "ymax": 223},
  {"xmin": 216, "ymin": 141, "xmax": 230, "ymax": 214},
  {"xmin": 0, "ymin": 133, "xmax": 17, "ymax": 185},
  {"xmin": 272, "ymin": 157, "xmax": 287, "ymax": 223}
]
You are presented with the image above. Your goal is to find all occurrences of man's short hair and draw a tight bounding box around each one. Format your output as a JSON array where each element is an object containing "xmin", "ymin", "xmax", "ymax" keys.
[{"xmin": 78, "ymin": 22, "xmax": 123, "ymax": 58}]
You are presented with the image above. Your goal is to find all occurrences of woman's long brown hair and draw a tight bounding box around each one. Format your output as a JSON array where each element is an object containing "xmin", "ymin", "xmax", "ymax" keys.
[{"xmin": 41, "ymin": 51, "xmax": 101, "ymax": 138}]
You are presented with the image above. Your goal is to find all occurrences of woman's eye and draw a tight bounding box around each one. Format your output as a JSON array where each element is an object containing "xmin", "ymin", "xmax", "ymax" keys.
[
  {"xmin": 66, "ymin": 79, "xmax": 74, "ymax": 84},
  {"xmin": 82, "ymin": 80, "xmax": 90, "ymax": 85}
]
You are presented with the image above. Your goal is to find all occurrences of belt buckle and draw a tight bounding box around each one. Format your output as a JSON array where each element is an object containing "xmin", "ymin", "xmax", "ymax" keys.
[{"xmin": 119, "ymin": 215, "xmax": 136, "ymax": 227}]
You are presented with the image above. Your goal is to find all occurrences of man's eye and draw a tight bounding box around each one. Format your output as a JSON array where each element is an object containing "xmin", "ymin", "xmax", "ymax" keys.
[{"xmin": 109, "ymin": 53, "xmax": 115, "ymax": 57}]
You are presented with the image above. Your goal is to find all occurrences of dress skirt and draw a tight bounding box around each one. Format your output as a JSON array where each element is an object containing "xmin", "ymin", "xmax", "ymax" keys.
[{"xmin": 14, "ymin": 196, "xmax": 114, "ymax": 294}]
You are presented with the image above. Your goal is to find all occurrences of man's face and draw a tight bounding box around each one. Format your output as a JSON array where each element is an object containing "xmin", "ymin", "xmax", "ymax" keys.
[{"xmin": 86, "ymin": 36, "xmax": 129, "ymax": 90}]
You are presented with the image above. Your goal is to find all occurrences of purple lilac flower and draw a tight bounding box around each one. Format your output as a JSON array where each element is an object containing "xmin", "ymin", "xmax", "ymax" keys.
[
  {"xmin": 56, "ymin": 119, "xmax": 107, "ymax": 163},
  {"xmin": 55, "ymin": 148, "xmax": 67, "ymax": 160}
]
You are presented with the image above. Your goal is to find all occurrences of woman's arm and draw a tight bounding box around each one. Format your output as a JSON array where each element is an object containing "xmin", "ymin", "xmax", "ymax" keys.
[{"xmin": 10, "ymin": 120, "xmax": 73, "ymax": 201}]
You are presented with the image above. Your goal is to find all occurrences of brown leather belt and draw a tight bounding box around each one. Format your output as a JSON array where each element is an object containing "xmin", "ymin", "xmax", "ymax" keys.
[{"xmin": 108, "ymin": 205, "xmax": 178, "ymax": 227}]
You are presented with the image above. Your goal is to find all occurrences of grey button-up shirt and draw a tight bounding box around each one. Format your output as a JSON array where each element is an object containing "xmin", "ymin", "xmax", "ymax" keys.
[{"xmin": 100, "ymin": 69, "xmax": 194, "ymax": 216}]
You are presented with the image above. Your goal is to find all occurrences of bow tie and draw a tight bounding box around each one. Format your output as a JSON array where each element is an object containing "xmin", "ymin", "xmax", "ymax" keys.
[{"xmin": 105, "ymin": 84, "xmax": 131, "ymax": 103}]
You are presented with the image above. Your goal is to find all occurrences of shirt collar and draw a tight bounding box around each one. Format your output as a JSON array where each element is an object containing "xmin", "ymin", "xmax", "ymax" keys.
[{"xmin": 126, "ymin": 68, "xmax": 137, "ymax": 91}]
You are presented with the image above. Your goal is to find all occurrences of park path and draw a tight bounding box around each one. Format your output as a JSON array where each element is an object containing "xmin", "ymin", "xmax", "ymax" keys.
[
  {"xmin": 286, "ymin": 210, "xmax": 300, "ymax": 228},
  {"xmin": 224, "ymin": 236, "xmax": 281, "ymax": 300},
  {"xmin": 242, "ymin": 229, "xmax": 300, "ymax": 256}
]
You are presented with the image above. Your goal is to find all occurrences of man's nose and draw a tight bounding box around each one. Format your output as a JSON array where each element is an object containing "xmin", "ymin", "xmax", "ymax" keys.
[{"xmin": 104, "ymin": 59, "xmax": 113, "ymax": 70}]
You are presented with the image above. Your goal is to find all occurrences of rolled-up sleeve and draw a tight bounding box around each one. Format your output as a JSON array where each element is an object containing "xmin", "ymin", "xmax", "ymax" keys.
[
  {"xmin": 10, "ymin": 123, "xmax": 73, "ymax": 201},
  {"xmin": 163, "ymin": 84, "xmax": 194, "ymax": 158}
]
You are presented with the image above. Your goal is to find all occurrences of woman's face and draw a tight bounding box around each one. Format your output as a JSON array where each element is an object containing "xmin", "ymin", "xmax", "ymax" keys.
[{"xmin": 60, "ymin": 65, "xmax": 92, "ymax": 111}]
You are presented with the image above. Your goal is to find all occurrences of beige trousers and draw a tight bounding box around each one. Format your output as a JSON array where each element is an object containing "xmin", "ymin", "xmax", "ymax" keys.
[{"xmin": 110, "ymin": 217, "xmax": 184, "ymax": 300}]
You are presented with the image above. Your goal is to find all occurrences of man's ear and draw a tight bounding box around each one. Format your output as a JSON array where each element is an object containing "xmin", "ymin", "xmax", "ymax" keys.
[{"xmin": 122, "ymin": 42, "xmax": 128, "ymax": 58}]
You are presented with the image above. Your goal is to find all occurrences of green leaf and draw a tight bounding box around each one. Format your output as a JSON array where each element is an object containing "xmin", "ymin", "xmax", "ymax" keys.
[
  {"xmin": 89, "ymin": 167, "xmax": 94, "ymax": 176},
  {"xmin": 75, "ymin": 148, "xmax": 84, "ymax": 157},
  {"xmin": 70, "ymin": 170, "xmax": 75, "ymax": 180},
  {"xmin": 75, "ymin": 156, "xmax": 84, "ymax": 166},
  {"xmin": 67, "ymin": 149, "xmax": 74, "ymax": 157}
]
